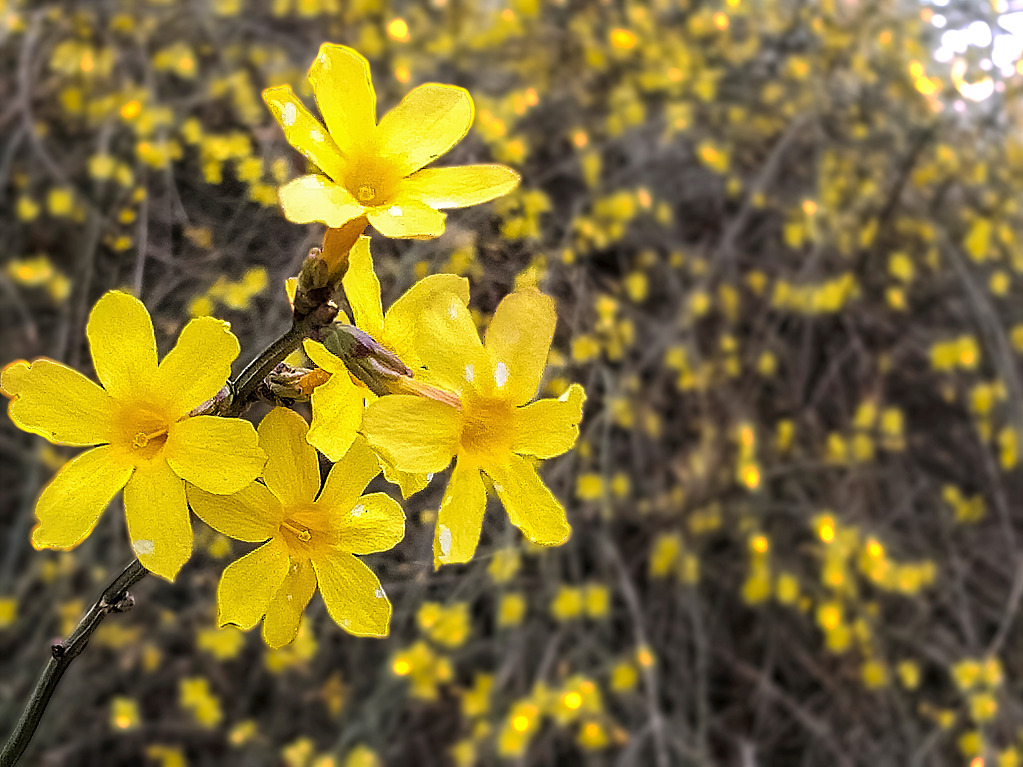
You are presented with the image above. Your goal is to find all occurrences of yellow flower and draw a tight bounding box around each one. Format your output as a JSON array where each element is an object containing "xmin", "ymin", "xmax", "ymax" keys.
[
  {"xmin": 1, "ymin": 291, "xmax": 264, "ymax": 580},
  {"xmin": 264, "ymin": 44, "xmax": 519, "ymax": 238},
  {"xmin": 188, "ymin": 408, "xmax": 403, "ymax": 645},
  {"xmin": 362, "ymin": 288, "xmax": 585, "ymax": 566}
]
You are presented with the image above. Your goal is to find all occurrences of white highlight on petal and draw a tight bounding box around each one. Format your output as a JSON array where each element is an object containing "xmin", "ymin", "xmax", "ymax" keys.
[
  {"xmin": 351, "ymin": 503, "xmax": 366, "ymax": 517},
  {"xmin": 133, "ymin": 539, "xmax": 155, "ymax": 555},
  {"xmin": 495, "ymin": 361, "xmax": 509, "ymax": 388},
  {"xmin": 287, "ymin": 594, "xmax": 294, "ymax": 601},
  {"xmin": 388, "ymin": 205, "xmax": 403, "ymax": 217},
  {"xmin": 374, "ymin": 588, "xmax": 385, "ymax": 599},
  {"xmin": 426, "ymin": 473, "xmax": 435, "ymax": 481},
  {"xmin": 465, "ymin": 363, "xmax": 475, "ymax": 382},
  {"xmin": 438, "ymin": 524, "xmax": 452, "ymax": 558},
  {"xmin": 310, "ymin": 129, "xmax": 325, "ymax": 142},
  {"xmin": 282, "ymin": 101, "xmax": 298, "ymax": 127}
]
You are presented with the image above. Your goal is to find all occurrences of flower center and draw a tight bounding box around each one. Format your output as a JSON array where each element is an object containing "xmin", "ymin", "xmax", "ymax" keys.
[
  {"xmin": 116, "ymin": 404, "xmax": 173, "ymax": 461},
  {"xmin": 279, "ymin": 504, "xmax": 336, "ymax": 555},
  {"xmin": 357, "ymin": 184, "xmax": 377, "ymax": 204},
  {"xmin": 460, "ymin": 395, "xmax": 515, "ymax": 459},
  {"xmin": 132, "ymin": 427, "xmax": 168, "ymax": 449},
  {"xmin": 281, "ymin": 520, "xmax": 312, "ymax": 542}
]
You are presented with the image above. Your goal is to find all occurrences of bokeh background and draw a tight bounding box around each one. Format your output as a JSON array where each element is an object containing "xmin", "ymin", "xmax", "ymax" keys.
[{"xmin": 2, "ymin": 0, "xmax": 1023, "ymax": 765}]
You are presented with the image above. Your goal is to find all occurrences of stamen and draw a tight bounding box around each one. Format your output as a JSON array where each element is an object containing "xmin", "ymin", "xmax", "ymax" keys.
[
  {"xmin": 357, "ymin": 184, "xmax": 376, "ymax": 203},
  {"xmin": 281, "ymin": 520, "xmax": 312, "ymax": 542},
  {"xmin": 131, "ymin": 427, "xmax": 168, "ymax": 449}
]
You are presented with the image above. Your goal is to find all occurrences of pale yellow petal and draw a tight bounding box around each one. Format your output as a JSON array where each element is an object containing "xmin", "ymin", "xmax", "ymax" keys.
[
  {"xmin": 434, "ymin": 458, "xmax": 486, "ymax": 567},
  {"xmin": 485, "ymin": 289, "xmax": 556, "ymax": 405},
  {"xmin": 279, "ymin": 174, "xmax": 365, "ymax": 228},
  {"xmin": 308, "ymin": 43, "xmax": 376, "ymax": 158},
  {"xmin": 86, "ymin": 291, "xmax": 157, "ymax": 402},
  {"xmin": 512, "ymin": 384, "xmax": 586, "ymax": 459},
  {"xmin": 258, "ymin": 408, "xmax": 320, "ymax": 508},
  {"xmin": 382, "ymin": 274, "xmax": 469, "ymax": 366},
  {"xmin": 411, "ymin": 292, "xmax": 489, "ymax": 395},
  {"xmin": 312, "ymin": 551, "xmax": 391, "ymax": 637},
  {"xmin": 362, "ymin": 395, "xmax": 460, "ymax": 474},
  {"xmin": 217, "ymin": 537, "xmax": 289, "ymax": 630},
  {"xmin": 188, "ymin": 481, "xmax": 282, "ymax": 543},
  {"xmin": 303, "ymin": 339, "xmax": 347, "ymax": 373},
  {"xmin": 485, "ymin": 454, "xmax": 570, "ymax": 548},
  {"xmin": 3, "ymin": 359, "xmax": 115, "ymax": 446},
  {"xmin": 338, "ymin": 492, "xmax": 405, "ymax": 555},
  {"xmin": 341, "ymin": 236, "xmax": 384, "ymax": 338},
  {"xmin": 380, "ymin": 457, "xmax": 431, "ymax": 499},
  {"xmin": 153, "ymin": 316, "xmax": 239, "ymax": 417},
  {"xmin": 367, "ymin": 200, "xmax": 446, "ymax": 239},
  {"xmin": 31, "ymin": 446, "xmax": 133, "ymax": 550},
  {"xmin": 263, "ymin": 85, "xmax": 347, "ymax": 182},
  {"xmin": 164, "ymin": 416, "xmax": 266, "ymax": 495},
  {"xmin": 401, "ymin": 165, "xmax": 520, "ymax": 209},
  {"xmin": 307, "ymin": 371, "xmax": 367, "ymax": 462},
  {"xmin": 316, "ymin": 435, "xmax": 382, "ymax": 511},
  {"xmin": 376, "ymin": 84, "xmax": 473, "ymax": 176},
  {"xmin": 263, "ymin": 557, "xmax": 318, "ymax": 648},
  {"xmin": 123, "ymin": 459, "xmax": 192, "ymax": 580}
]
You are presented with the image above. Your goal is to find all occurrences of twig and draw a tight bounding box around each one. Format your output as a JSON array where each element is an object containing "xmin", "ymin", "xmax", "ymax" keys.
[{"xmin": 0, "ymin": 559, "xmax": 148, "ymax": 767}]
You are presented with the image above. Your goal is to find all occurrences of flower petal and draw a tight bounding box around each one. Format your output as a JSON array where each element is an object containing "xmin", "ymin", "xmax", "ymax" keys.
[
  {"xmin": 3, "ymin": 359, "xmax": 115, "ymax": 446},
  {"xmin": 165, "ymin": 416, "xmax": 265, "ymax": 495},
  {"xmin": 312, "ymin": 551, "xmax": 391, "ymax": 637},
  {"xmin": 512, "ymin": 384, "xmax": 586, "ymax": 459},
  {"xmin": 307, "ymin": 371, "xmax": 367, "ymax": 462},
  {"xmin": 86, "ymin": 291, "xmax": 158, "ymax": 402},
  {"xmin": 31, "ymin": 446, "xmax": 133, "ymax": 550},
  {"xmin": 279, "ymin": 174, "xmax": 365, "ymax": 228},
  {"xmin": 317, "ymin": 436, "xmax": 383, "ymax": 511},
  {"xmin": 338, "ymin": 492, "xmax": 405, "ymax": 555},
  {"xmin": 376, "ymin": 84, "xmax": 473, "ymax": 176},
  {"xmin": 342, "ymin": 236, "xmax": 384, "ymax": 338},
  {"xmin": 152, "ymin": 316, "xmax": 240, "ymax": 417},
  {"xmin": 382, "ymin": 274, "xmax": 469, "ymax": 366},
  {"xmin": 362, "ymin": 395, "xmax": 460, "ymax": 474},
  {"xmin": 402, "ymin": 165, "xmax": 520, "ymax": 209},
  {"xmin": 308, "ymin": 43, "xmax": 376, "ymax": 159},
  {"xmin": 412, "ymin": 293, "xmax": 489, "ymax": 395},
  {"xmin": 263, "ymin": 557, "xmax": 318, "ymax": 648},
  {"xmin": 485, "ymin": 454, "xmax": 571, "ymax": 548},
  {"xmin": 434, "ymin": 458, "xmax": 486, "ymax": 567},
  {"xmin": 188, "ymin": 481, "xmax": 282, "ymax": 543},
  {"xmin": 217, "ymin": 537, "xmax": 290, "ymax": 630},
  {"xmin": 263, "ymin": 85, "xmax": 347, "ymax": 182},
  {"xmin": 367, "ymin": 199, "xmax": 446, "ymax": 239},
  {"xmin": 303, "ymin": 339, "xmax": 347, "ymax": 373},
  {"xmin": 124, "ymin": 459, "xmax": 192, "ymax": 580},
  {"xmin": 380, "ymin": 457, "xmax": 431, "ymax": 499},
  {"xmin": 258, "ymin": 408, "xmax": 320, "ymax": 508},
  {"xmin": 485, "ymin": 289, "xmax": 557, "ymax": 405}
]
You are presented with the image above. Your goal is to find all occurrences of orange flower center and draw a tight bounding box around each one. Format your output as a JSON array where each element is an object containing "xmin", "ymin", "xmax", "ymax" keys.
[
  {"xmin": 116, "ymin": 405, "xmax": 172, "ymax": 461},
  {"xmin": 344, "ymin": 154, "xmax": 400, "ymax": 207},
  {"xmin": 279, "ymin": 503, "xmax": 336, "ymax": 556},
  {"xmin": 460, "ymin": 395, "xmax": 515, "ymax": 460}
]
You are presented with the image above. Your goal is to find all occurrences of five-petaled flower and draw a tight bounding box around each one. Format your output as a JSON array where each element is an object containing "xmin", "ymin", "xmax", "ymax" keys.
[
  {"xmin": 264, "ymin": 43, "xmax": 519, "ymax": 239},
  {"xmin": 188, "ymin": 407, "xmax": 404, "ymax": 645},
  {"xmin": 361, "ymin": 288, "xmax": 586, "ymax": 567},
  {"xmin": 0, "ymin": 291, "xmax": 266, "ymax": 580}
]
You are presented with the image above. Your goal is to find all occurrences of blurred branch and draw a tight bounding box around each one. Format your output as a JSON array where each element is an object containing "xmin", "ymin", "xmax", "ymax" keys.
[{"xmin": 0, "ymin": 558, "xmax": 147, "ymax": 767}]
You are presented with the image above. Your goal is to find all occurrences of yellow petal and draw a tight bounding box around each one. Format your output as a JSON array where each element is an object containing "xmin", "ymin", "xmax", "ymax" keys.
[
  {"xmin": 401, "ymin": 165, "xmax": 520, "ymax": 209},
  {"xmin": 434, "ymin": 458, "xmax": 486, "ymax": 567},
  {"xmin": 31, "ymin": 446, "xmax": 133, "ymax": 550},
  {"xmin": 279, "ymin": 174, "xmax": 365, "ymax": 228},
  {"xmin": 312, "ymin": 551, "xmax": 391, "ymax": 637},
  {"xmin": 308, "ymin": 43, "xmax": 376, "ymax": 158},
  {"xmin": 188, "ymin": 481, "xmax": 282, "ymax": 543},
  {"xmin": 217, "ymin": 537, "xmax": 289, "ymax": 630},
  {"xmin": 411, "ymin": 292, "xmax": 489, "ymax": 395},
  {"xmin": 164, "ymin": 416, "xmax": 266, "ymax": 495},
  {"xmin": 263, "ymin": 557, "xmax": 318, "ymax": 648},
  {"xmin": 258, "ymin": 408, "xmax": 320, "ymax": 508},
  {"xmin": 86, "ymin": 291, "xmax": 158, "ymax": 402},
  {"xmin": 342, "ymin": 236, "xmax": 384, "ymax": 338},
  {"xmin": 307, "ymin": 371, "xmax": 367, "ymax": 462},
  {"xmin": 263, "ymin": 85, "xmax": 346, "ymax": 182},
  {"xmin": 124, "ymin": 459, "xmax": 192, "ymax": 580},
  {"xmin": 376, "ymin": 84, "xmax": 473, "ymax": 176},
  {"xmin": 303, "ymin": 339, "xmax": 347, "ymax": 373},
  {"xmin": 512, "ymin": 384, "xmax": 586, "ymax": 459},
  {"xmin": 317, "ymin": 436, "xmax": 383, "ymax": 510},
  {"xmin": 362, "ymin": 395, "xmax": 460, "ymax": 473},
  {"xmin": 3, "ymin": 359, "xmax": 115, "ymax": 446},
  {"xmin": 338, "ymin": 492, "xmax": 405, "ymax": 555},
  {"xmin": 485, "ymin": 289, "xmax": 556, "ymax": 405},
  {"xmin": 382, "ymin": 274, "xmax": 469, "ymax": 366},
  {"xmin": 485, "ymin": 454, "xmax": 570, "ymax": 548},
  {"xmin": 153, "ymin": 316, "xmax": 240, "ymax": 417},
  {"xmin": 366, "ymin": 200, "xmax": 446, "ymax": 239},
  {"xmin": 380, "ymin": 457, "xmax": 431, "ymax": 499}
]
